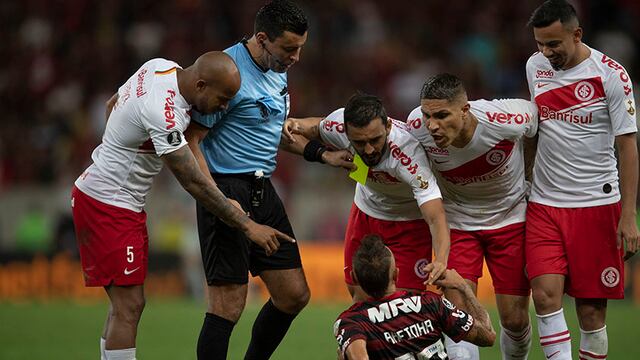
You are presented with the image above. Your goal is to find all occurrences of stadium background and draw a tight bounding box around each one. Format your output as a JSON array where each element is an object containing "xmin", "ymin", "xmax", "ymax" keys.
[{"xmin": 1, "ymin": 0, "xmax": 640, "ymax": 358}]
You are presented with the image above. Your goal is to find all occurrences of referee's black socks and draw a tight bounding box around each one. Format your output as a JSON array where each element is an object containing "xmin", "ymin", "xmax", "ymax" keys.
[
  {"xmin": 197, "ymin": 312, "xmax": 235, "ymax": 360},
  {"xmin": 244, "ymin": 299, "xmax": 298, "ymax": 360}
]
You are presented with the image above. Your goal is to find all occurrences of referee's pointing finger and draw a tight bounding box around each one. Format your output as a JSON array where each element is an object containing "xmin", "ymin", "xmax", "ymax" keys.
[{"xmin": 275, "ymin": 230, "xmax": 296, "ymax": 243}]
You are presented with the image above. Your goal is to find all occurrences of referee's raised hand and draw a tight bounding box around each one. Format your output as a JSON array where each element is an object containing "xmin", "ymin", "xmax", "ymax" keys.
[{"xmin": 244, "ymin": 221, "xmax": 296, "ymax": 256}]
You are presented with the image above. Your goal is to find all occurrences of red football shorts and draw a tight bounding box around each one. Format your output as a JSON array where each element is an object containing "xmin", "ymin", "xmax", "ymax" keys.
[
  {"xmin": 448, "ymin": 222, "xmax": 530, "ymax": 296},
  {"xmin": 344, "ymin": 204, "xmax": 432, "ymax": 290},
  {"xmin": 71, "ymin": 186, "xmax": 148, "ymax": 287},
  {"xmin": 526, "ymin": 202, "xmax": 623, "ymax": 299}
]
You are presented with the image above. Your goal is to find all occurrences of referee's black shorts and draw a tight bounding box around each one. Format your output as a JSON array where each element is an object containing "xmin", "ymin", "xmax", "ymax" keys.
[{"xmin": 196, "ymin": 173, "xmax": 302, "ymax": 285}]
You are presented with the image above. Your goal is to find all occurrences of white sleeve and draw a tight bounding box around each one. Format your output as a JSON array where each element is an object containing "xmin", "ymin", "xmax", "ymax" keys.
[
  {"xmin": 604, "ymin": 67, "xmax": 638, "ymax": 136},
  {"xmin": 319, "ymin": 108, "xmax": 351, "ymax": 149},
  {"xmin": 523, "ymin": 100, "xmax": 539, "ymax": 138},
  {"xmin": 392, "ymin": 138, "xmax": 442, "ymax": 206},
  {"xmin": 406, "ymin": 106, "xmax": 431, "ymax": 144},
  {"xmin": 140, "ymin": 88, "xmax": 188, "ymax": 156}
]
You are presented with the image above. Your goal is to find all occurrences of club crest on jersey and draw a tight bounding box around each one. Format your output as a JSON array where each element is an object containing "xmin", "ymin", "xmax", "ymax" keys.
[
  {"xmin": 486, "ymin": 149, "xmax": 506, "ymax": 166},
  {"xmin": 414, "ymin": 258, "xmax": 430, "ymax": 278},
  {"xmin": 441, "ymin": 297, "xmax": 456, "ymax": 310},
  {"xmin": 167, "ymin": 131, "xmax": 182, "ymax": 146},
  {"xmin": 416, "ymin": 175, "xmax": 429, "ymax": 190},
  {"xmin": 627, "ymin": 100, "xmax": 635, "ymax": 116},
  {"xmin": 601, "ymin": 267, "xmax": 620, "ymax": 288},
  {"xmin": 574, "ymin": 81, "xmax": 595, "ymax": 102}
]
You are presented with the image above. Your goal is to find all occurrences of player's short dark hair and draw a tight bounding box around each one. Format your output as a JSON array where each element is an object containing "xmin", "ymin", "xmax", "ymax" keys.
[
  {"xmin": 255, "ymin": 0, "xmax": 308, "ymax": 41},
  {"xmin": 344, "ymin": 93, "xmax": 388, "ymax": 130},
  {"xmin": 353, "ymin": 234, "xmax": 392, "ymax": 299},
  {"xmin": 528, "ymin": 0, "xmax": 579, "ymax": 28},
  {"xmin": 420, "ymin": 73, "xmax": 466, "ymax": 102}
]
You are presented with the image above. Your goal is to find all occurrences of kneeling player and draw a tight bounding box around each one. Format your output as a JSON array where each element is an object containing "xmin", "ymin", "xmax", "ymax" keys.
[{"xmin": 334, "ymin": 235, "xmax": 495, "ymax": 360}]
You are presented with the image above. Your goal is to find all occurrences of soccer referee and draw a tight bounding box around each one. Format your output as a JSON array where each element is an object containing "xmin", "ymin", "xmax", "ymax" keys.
[{"xmin": 184, "ymin": 1, "xmax": 310, "ymax": 359}]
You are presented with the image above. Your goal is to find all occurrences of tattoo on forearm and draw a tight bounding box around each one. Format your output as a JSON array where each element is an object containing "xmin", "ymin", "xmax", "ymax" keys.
[
  {"xmin": 461, "ymin": 287, "xmax": 494, "ymax": 346},
  {"xmin": 163, "ymin": 147, "xmax": 249, "ymax": 230}
]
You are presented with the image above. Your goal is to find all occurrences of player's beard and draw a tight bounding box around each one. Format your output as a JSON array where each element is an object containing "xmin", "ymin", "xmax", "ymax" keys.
[{"xmin": 360, "ymin": 142, "xmax": 387, "ymax": 167}]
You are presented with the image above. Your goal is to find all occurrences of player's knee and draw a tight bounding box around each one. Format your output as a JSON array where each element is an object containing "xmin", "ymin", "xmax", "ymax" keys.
[
  {"xmin": 501, "ymin": 315, "xmax": 529, "ymax": 332},
  {"xmin": 113, "ymin": 296, "xmax": 145, "ymax": 326},
  {"xmin": 531, "ymin": 286, "xmax": 562, "ymax": 312}
]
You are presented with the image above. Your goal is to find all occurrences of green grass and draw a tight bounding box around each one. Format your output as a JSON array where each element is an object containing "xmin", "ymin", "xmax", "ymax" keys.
[{"xmin": 1, "ymin": 299, "xmax": 639, "ymax": 359}]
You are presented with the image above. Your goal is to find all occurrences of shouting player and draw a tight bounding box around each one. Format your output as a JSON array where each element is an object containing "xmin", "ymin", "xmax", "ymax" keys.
[{"xmin": 407, "ymin": 73, "xmax": 538, "ymax": 360}]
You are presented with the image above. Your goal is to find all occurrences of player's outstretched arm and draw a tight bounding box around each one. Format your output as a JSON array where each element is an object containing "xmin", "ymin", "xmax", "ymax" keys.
[
  {"xmin": 161, "ymin": 145, "xmax": 294, "ymax": 255},
  {"xmin": 342, "ymin": 339, "xmax": 369, "ymax": 360},
  {"xmin": 435, "ymin": 270, "xmax": 496, "ymax": 347},
  {"xmin": 419, "ymin": 198, "xmax": 450, "ymax": 284},
  {"xmin": 615, "ymin": 132, "xmax": 640, "ymax": 259},
  {"xmin": 280, "ymin": 118, "xmax": 356, "ymax": 170},
  {"xmin": 281, "ymin": 117, "xmax": 324, "ymax": 143}
]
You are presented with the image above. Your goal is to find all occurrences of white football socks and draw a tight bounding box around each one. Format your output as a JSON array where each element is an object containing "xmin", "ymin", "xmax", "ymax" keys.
[
  {"xmin": 579, "ymin": 326, "xmax": 607, "ymax": 360},
  {"xmin": 536, "ymin": 309, "xmax": 572, "ymax": 360},
  {"xmin": 100, "ymin": 338, "xmax": 107, "ymax": 360},
  {"xmin": 445, "ymin": 335, "xmax": 480, "ymax": 360},
  {"xmin": 500, "ymin": 323, "xmax": 532, "ymax": 359},
  {"xmin": 105, "ymin": 348, "xmax": 136, "ymax": 360}
]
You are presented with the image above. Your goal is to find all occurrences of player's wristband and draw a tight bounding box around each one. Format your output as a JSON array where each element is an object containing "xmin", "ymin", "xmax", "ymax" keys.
[{"xmin": 303, "ymin": 139, "xmax": 327, "ymax": 163}]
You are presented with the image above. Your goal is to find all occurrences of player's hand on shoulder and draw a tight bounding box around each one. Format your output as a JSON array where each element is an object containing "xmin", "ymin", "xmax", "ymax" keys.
[
  {"xmin": 322, "ymin": 149, "xmax": 356, "ymax": 171},
  {"xmin": 243, "ymin": 221, "xmax": 296, "ymax": 256}
]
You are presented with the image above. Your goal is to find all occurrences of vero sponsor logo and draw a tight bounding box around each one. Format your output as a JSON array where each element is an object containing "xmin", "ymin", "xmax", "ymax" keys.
[{"xmin": 486, "ymin": 111, "xmax": 531, "ymax": 125}]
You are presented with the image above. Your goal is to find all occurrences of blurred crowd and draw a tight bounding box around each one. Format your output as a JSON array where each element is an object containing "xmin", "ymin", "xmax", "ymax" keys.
[{"xmin": 2, "ymin": 0, "xmax": 640, "ymax": 252}]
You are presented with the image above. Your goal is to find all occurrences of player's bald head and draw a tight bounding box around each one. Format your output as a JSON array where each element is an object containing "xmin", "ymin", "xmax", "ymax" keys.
[
  {"xmin": 420, "ymin": 73, "xmax": 467, "ymax": 105},
  {"xmin": 182, "ymin": 51, "xmax": 240, "ymax": 114},
  {"xmin": 192, "ymin": 51, "xmax": 240, "ymax": 94}
]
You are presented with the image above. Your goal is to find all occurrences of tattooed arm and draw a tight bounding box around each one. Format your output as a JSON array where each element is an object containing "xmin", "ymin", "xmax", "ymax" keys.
[
  {"xmin": 435, "ymin": 269, "xmax": 496, "ymax": 347},
  {"xmin": 281, "ymin": 117, "xmax": 323, "ymax": 144},
  {"xmin": 162, "ymin": 145, "xmax": 294, "ymax": 254}
]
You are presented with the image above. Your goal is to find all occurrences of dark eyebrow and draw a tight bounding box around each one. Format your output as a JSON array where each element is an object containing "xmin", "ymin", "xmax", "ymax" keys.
[{"xmin": 432, "ymin": 110, "xmax": 450, "ymax": 118}]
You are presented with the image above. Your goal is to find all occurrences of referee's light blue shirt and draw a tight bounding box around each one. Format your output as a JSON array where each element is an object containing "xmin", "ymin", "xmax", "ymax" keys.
[{"xmin": 192, "ymin": 41, "xmax": 290, "ymax": 177}]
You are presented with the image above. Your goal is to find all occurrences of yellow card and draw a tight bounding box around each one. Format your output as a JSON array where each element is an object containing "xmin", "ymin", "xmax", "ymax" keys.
[{"xmin": 349, "ymin": 154, "xmax": 368, "ymax": 185}]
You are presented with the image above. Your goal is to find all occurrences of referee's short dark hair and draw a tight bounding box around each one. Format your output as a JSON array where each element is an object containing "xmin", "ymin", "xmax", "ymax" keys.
[
  {"xmin": 528, "ymin": 0, "xmax": 579, "ymax": 28},
  {"xmin": 420, "ymin": 73, "xmax": 466, "ymax": 102},
  {"xmin": 255, "ymin": 0, "xmax": 308, "ymax": 41},
  {"xmin": 344, "ymin": 93, "xmax": 388, "ymax": 129},
  {"xmin": 353, "ymin": 234, "xmax": 392, "ymax": 299}
]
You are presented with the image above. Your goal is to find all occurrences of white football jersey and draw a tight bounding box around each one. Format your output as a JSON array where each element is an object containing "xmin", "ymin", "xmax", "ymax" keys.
[
  {"xmin": 319, "ymin": 108, "xmax": 442, "ymax": 221},
  {"xmin": 526, "ymin": 45, "xmax": 637, "ymax": 207},
  {"xmin": 407, "ymin": 99, "xmax": 538, "ymax": 230},
  {"xmin": 75, "ymin": 58, "xmax": 190, "ymax": 212}
]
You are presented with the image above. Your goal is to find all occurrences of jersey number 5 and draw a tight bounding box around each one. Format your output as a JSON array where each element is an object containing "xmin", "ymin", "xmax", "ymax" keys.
[{"xmin": 126, "ymin": 246, "xmax": 134, "ymax": 263}]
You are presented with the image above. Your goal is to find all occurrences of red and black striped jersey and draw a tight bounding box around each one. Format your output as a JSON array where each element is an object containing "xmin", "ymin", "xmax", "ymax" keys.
[{"xmin": 334, "ymin": 290, "xmax": 473, "ymax": 359}]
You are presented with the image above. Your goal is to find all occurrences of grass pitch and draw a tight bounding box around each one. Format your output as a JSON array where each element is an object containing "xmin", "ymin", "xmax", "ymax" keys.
[{"xmin": 1, "ymin": 299, "xmax": 638, "ymax": 359}]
